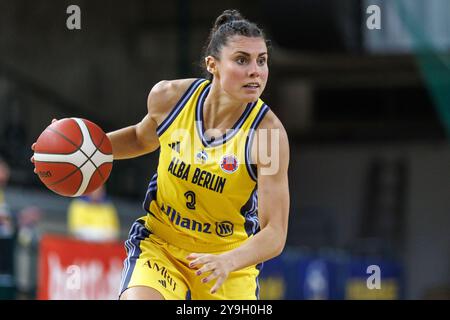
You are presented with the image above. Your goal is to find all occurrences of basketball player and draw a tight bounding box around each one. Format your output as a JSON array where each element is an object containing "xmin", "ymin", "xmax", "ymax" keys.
[{"xmin": 33, "ymin": 9, "xmax": 290, "ymax": 300}]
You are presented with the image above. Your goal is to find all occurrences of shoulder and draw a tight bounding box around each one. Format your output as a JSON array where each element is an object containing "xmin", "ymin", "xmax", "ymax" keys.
[
  {"xmin": 147, "ymin": 78, "xmax": 199, "ymax": 125},
  {"xmin": 251, "ymin": 107, "xmax": 290, "ymax": 169},
  {"xmin": 257, "ymin": 108, "xmax": 289, "ymax": 143}
]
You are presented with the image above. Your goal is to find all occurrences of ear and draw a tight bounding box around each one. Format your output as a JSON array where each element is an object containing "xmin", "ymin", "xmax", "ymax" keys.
[{"xmin": 205, "ymin": 56, "xmax": 217, "ymax": 75}]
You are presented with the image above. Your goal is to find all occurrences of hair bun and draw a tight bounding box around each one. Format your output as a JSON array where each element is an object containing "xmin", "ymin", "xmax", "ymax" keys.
[{"xmin": 213, "ymin": 9, "xmax": 244, "ymax": 31}]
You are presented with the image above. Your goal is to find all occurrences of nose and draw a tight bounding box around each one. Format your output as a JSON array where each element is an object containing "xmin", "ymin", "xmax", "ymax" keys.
[{"xmin": 247, "ymin": 60, "xmax": 260, "ymax": 78}]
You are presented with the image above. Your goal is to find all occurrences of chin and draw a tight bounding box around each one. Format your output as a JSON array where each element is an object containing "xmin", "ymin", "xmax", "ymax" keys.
[
  {"xmin": 239, "ymin": 93, "xmax": 260, "ymax": 103},
  {"xmin": 246, "ymin": 95, "xmax": 260, "ymax": 103}
]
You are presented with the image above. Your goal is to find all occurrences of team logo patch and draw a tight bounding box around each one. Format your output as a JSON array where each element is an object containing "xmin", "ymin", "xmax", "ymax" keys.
[
  {"xmin": 196, "ymin": 150, "xmax": 208, "ymax": 164},
  {"xmin": 220, "ymin": 155, "xmax": 239, "ymax": 174},
  {"xmin": 215, "ymin": 221, "xmax": 234, "ymax": 237}
]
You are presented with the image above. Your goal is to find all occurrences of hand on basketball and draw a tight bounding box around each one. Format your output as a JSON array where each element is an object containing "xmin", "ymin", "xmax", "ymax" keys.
[
  {"xmin": 187, "ymin": 253, "xmax": 233, "ymax": 294},
  {"xmin": 31, "ymin": 118, "xmax": 113, "ymax": 197},
  {"xmin": 30, "ymin": 119, "xmax": 58, "ymax": 173}
]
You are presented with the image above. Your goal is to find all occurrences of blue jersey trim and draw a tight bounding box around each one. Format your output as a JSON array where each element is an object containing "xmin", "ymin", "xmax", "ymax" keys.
[
  {"xmin": 119, "ymin": 219, "xmax": 151, "ymax": 297},
  {"xmin": 156, "ymin": 79, "xmax": 205, "ymax": 137},
  {"xmin": 195, "ymin": 83, "xmax": 257, "ymax": 148},
  {"xmin": 255, "ymin": 262, "xmax": 263, "ymax": 299},
  {"xmin": 240, "ymin": 187, "xmax": 260, "ymax": 237},
  {"xmin": 245, "ymin": 104, "xmax": 270, "ymax": 181},
  {"xmin": 142, "ymin": 173, "xmax": 158, "ymax": 213}
]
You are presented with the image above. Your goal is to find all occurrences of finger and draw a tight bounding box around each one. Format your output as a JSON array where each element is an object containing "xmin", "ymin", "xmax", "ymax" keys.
[
  {"xmin": 210, "ymin": 276, "xmax": 226, "ymax": 294},
  {"xmin": 189, "ymin": 257, "xmax": 205, "ymax": 268},
  {"xmin": 33, "ymin": 167, "xmax": 37, "ymax": 174},
  {"xmin": 188, "ymin": 254, "xmax": 209, "ymax": 268},
  {"xmin": 202, "ymin": 270, "xmax": 219, "ymax": 284},
  {"xmin": 30, "ymin": 156, "xmax": 34, "ymax": 163},
  {"xmin": 31, "ymin": 143, "xmax": 36, "ymax": 151},
  {"xmin": 195, "ymin": 263, "xmax": 214, "ymax": 276},
  {"xmin": 186, "ymin": 253, "xmax": 201, "ymax": 261}
]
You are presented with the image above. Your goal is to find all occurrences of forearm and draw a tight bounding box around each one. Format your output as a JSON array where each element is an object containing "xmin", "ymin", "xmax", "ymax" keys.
[
  {"xmin": 107, "ymin": 125, "xmax": 156, "ymax": 160},
  {"xmin": 222, "ymin": 225, "xmax": 286, "ymax": 272}
]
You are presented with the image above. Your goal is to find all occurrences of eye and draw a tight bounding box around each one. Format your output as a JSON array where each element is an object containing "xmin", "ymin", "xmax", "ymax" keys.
[
  {"xmin": 257, "ymin": 57, "xmax": 266, "ymax": 66},
  {"xmin": 236, "ymin": 56, "xmax": 247, "ymax": 65}
]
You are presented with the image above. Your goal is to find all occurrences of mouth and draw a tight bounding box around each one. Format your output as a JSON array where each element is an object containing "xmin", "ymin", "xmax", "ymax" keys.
[{"xmin": 243, "ymin": 82, "xmax": 260, "ymax": 89}]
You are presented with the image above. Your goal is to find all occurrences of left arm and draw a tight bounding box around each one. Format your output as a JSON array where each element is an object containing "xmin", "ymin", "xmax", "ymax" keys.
[{"xmin": 188, "ymin": 112, "xmax": 290, "ymax": 293}]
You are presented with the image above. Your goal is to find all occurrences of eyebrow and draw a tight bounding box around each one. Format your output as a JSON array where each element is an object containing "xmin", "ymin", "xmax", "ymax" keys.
[{"xmin": 233, "ymin": 51, "xmax": 268, "ymax": 57}]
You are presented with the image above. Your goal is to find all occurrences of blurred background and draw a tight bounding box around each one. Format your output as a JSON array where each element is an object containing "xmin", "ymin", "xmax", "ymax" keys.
[{"xmin": 0, "ymin": 0, "xmax": 449, "ymax": 300}]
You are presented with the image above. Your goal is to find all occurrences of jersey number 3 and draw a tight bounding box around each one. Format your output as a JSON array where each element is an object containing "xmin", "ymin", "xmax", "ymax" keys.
[{"xmin": 184, "ymin": 191, "xmax": 196, "ymax": 210}]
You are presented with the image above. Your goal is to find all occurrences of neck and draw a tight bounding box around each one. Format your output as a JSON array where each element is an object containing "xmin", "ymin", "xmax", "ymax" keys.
[{"xmin": 203, "ymin": 81, "xmax": 247, "ymax": 131}]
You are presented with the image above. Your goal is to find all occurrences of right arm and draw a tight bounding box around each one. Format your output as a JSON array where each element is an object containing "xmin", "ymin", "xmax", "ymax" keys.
[
  {"xmin": 107, "ymin": 79, "xmax": 196, "ymax": 160},
  {"xmin": 106, "ymin": 114, "xmax": 158, "ymax": 160}
]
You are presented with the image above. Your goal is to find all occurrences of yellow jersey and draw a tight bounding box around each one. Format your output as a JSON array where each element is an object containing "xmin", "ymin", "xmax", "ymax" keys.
[{"xmin": 143, "ymin": 79, "xmax": 270, "ymax": 252}]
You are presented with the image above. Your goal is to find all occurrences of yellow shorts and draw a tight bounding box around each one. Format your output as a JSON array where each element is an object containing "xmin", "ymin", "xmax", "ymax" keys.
[{"xmin": 119, "ymin": 218, "xmax": 261, "ymax": 300}]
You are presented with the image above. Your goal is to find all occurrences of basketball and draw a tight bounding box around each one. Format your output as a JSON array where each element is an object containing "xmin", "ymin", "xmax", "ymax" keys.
[{"xmin": 33, "ymin": 118, "xmax": 114, "ymax": 197}]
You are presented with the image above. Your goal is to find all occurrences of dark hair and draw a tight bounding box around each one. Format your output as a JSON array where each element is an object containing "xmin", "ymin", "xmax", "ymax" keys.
[{"xmin": 201, "ymin": 9, "xmax": 271, "ymax": 80}]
